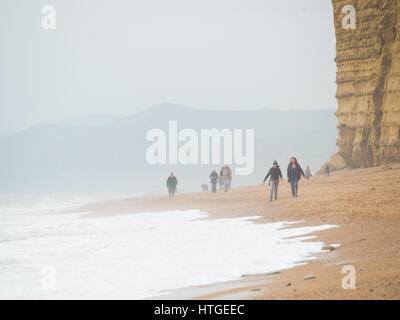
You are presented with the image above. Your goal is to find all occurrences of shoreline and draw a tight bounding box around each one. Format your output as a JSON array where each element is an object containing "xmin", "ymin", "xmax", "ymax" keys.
[{"xmin": 78, "ymin": 164, "xmax": 400, "ymax": 299}]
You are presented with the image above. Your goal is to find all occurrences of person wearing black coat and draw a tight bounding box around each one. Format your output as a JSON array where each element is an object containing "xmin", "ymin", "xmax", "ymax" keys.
[
  {"xmin": 166, "ymin": 172, "xmax": 178, "ymax": 199},
  {"xmin": 263, "ymin": 160, "xmax": 283, "ymax": 201},
  {"xmin": 287, "ymin": 157, "xmax": 305, "ymax": 198},
  {"xmin": 209, "ymin": 170, "xmax": 218, "ymax": 193}
]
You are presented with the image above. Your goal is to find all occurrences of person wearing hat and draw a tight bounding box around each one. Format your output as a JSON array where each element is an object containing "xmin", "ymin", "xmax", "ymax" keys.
[{"xmin": 262, "ymin": 160, "xmax": 283, "ymax": 201}]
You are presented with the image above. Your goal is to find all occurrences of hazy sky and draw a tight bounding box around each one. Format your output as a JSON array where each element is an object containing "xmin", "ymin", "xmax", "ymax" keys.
[{"xmin": 0, "ymin": 0, "xmax": 336, "ymax": 132}]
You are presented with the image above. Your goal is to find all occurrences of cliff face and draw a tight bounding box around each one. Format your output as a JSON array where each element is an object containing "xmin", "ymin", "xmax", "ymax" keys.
[{"xmin": 332, "ymin": 0, "xmax": 400, "ymax": 167}]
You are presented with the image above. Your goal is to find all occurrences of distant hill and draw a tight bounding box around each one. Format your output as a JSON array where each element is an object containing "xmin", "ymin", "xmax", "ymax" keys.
[
  {"xmin": 62, "ymin": 115, "xmax": 122, "ymax": 127},
  {"xmin": 0, "ymin": 103, "xmax": 337, "ymax": 194}
]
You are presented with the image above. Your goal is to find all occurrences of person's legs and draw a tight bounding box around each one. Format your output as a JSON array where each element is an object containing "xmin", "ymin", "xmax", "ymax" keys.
[
  {"xmin": 269, "ymin": 183, "xmax": 273, "ymax": 200},
  {"xmin": 274, "ymin": 182, "xmax": 279, "ymax": 200},
  {"xmin": 168, "ymin": 187, "xmax": 172, "ymax": 199},
  {"xmin": 294, "ymin": 179, "xmax": 299, "ymax": 197},
  {"xmin": 224, "ymin": 177, "xmax": 229, "ymax": 192},
  {"xmin": 290, "ymin": 180, "xmax": 296, "ymax": 198}
]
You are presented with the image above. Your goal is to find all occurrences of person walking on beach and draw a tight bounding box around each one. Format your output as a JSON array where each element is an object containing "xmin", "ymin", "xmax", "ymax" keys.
[
  {"xmin": 287, "ymin": 157, "xmax": 305, "ymax": 198},
  {"xmin": 325, "ymin": 165, "xmax": 330, "ymax": 177},
  {"xmin": 263, "ymin": 160, "xmax": 283, "ymax": 201},
  {"xmin": 209, "ymin": 170, "xmax": 218, "ymax": 193},
  {"xmin": 219, "ymin": 165, "xmax": 232, "ymax": 192},
  {"xmin": 305, "ymin": 166, "xmax": 312, "ymax": 179},
  {"xmin": 166, "ymin": 172, "xmax": 178, "ymax": 199}
]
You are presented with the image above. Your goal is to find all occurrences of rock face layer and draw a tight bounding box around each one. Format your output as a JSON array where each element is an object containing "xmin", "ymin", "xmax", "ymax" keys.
[{"xmin": 332, "ymin": 0, "xmax": 400, "ymax": 167}]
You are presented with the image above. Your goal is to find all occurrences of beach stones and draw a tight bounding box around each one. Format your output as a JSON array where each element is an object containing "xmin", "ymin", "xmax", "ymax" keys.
[
  {"xmin": 304, "ymin": 274, "xmax": 316, "ymax": 280},
  {"xmin": 265, "ymin": 271, "xmax": 281, "ymax": 276},
  {"xmin": 321, "ymin": 245, "xmax": 335, "ymax": 251}
]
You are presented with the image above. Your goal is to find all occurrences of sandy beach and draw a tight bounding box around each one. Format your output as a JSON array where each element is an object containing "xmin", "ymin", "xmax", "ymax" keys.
[{"xmin": 80, "ymin": 164, "xmax": 400, "ymax": 299}]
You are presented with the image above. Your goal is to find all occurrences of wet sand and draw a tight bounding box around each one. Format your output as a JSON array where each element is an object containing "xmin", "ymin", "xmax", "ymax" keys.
[{"xmin": 80, "ymin": 164, "xmax": 400, "ymax": 299}]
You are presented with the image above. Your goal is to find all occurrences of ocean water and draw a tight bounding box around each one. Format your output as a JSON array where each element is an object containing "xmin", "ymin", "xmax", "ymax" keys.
[{"xmin": 0, "ymin": 195, "xmax": 337, "ymax": 299}]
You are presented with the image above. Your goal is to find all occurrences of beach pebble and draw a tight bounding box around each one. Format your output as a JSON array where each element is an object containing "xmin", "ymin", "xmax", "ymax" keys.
[
  {"xmin": 251, "ymin": 288, "xmax": 261, "ymax": 292},
  {"xmin": 304, "ymin": 274, "xmax": 316, "ymax": 280},
  {"xmin": 265, "ymin": 271, "xmax": 281, "ymax": 276},
  {"xmin": 286, "ymin": 282, "xmax": 291, "ymax": 287},
  {"xmin": 359, "ymin": 238, "xmax": 367, "ymax": 241},
  {"xmin": 321, "ymin": 245, "xmax": 335, "ymax": 251}
]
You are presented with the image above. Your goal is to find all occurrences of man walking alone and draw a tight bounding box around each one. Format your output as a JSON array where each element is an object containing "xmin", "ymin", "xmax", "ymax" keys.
[{"xmin": 166, "ymin": 172, "xmax": 178, "ymax": 199}]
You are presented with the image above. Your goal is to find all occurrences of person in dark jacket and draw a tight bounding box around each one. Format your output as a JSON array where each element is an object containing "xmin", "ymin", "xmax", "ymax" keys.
[
  {"xmin": 263, "ymin": 160, "xmax": 283, "ymax": 201},
  {"xmin": 287, "ymin": 157, "xmax": 305, "ymax": 198},
  {"xmin": 166, "ymin": 172, "xmax": 178, "ymax": 199},
  {"xmin": 325, "ymin": 165, "xmax": 330, "ymax": 177},
  {"xmin": 209, "ymin": 170, "xmax": 218, "ymax": 193}
]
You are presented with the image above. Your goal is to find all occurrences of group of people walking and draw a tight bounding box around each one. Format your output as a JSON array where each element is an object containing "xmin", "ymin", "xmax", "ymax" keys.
[
  {"xmin": 166, "ymin": 157, "xmax": 311, "ymax": 200},
  {"xmin": 209, "ymin": 165, "xmax": 233, "ymax": 193},
  {"xmin": 166, "ymin": 164, "xmax": 233, "ymax": 199},
  {"xmin": 263, "ymin": 157, "xmax": 308, "ymax": 201}
]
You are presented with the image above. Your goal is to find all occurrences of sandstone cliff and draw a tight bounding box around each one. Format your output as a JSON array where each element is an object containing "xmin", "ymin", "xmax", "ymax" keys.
[{"xmin": 332, "ymin": 0, "xmax": 400, "ymax": 167}]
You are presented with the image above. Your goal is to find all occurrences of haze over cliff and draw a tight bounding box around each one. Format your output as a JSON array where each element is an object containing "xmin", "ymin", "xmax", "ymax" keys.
[{"xmin": 332, "ymin": 0, "xmax": 400, "ymax": 167}]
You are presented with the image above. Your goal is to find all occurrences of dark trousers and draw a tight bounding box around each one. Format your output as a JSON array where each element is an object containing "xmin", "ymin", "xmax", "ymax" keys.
[
  {"xmin": 290, "ymin": 179, "xmax": 298, "ymax": 198},
  {"xmin": 168, "ymin": 187, "xmax": 176, "ymax": 199}
]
